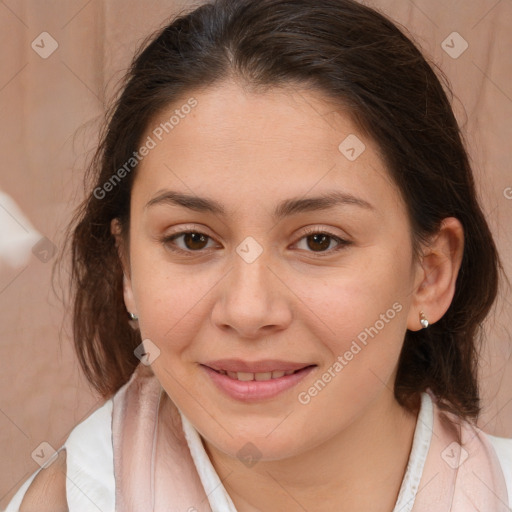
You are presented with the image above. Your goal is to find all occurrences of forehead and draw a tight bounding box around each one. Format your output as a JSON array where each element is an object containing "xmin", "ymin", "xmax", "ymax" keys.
[{"xmin": 132, "ymin": 81, "xmax": 402, "ymax": 216}]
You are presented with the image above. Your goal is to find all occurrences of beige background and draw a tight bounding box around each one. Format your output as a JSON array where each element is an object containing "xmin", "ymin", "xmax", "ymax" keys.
[{"xmin": 1, "ymin": 0, "xmax": 511, "ymax": 506}]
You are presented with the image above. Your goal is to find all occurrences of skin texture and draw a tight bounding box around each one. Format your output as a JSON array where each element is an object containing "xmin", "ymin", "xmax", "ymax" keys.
[
  {"xmin": 113, "ymin": 80, "xmax": 464, "ymax": 511},
  {"xmin": 19, "ymin": 449, "xmax": 68, "ymax": 511}
]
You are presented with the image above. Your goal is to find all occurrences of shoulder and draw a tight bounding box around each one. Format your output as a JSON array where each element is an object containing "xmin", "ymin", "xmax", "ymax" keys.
[
  {"xmin": 65, "ymin": 398, "xmax": 113, "ymax": 457},
  {"xmin": 485, "ymin": 432, "xmax": 512, "ymax": 494},
  {"xmin": 62, "ymin": 399, "xmax": 116, "ymax": 510},
  {"xmin": 429, "ymin": 391, "xmax": 512, "ymax": 505},
  {"xmin": 6, "ymin": 399, "xmax": 115, "ymax": 512},
  {"xmin": 486, "ymin": 432, "xmax": 512, "ymax": 459},
  {"xmin": 19, "ymin": 449, "xmax": 68, "ymax": 511}
]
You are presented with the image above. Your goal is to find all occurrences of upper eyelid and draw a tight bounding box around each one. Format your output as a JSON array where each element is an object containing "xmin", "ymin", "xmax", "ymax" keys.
[{"xmin": 164, "ymin": 224, "xmax": 348, "ymax": 239}]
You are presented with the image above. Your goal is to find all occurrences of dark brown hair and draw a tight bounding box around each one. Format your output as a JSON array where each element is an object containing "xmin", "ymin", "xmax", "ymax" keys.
[{"xmin": 63, "ymin": 0, "xmax": 505, "ymax": 421}]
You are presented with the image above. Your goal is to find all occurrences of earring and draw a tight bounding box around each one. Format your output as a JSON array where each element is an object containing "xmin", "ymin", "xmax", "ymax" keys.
[
  {"xmin": 419, "ymin": 311, "xmax": 429, "ymax": 329},
  {"xmin": 128, "ymin": 312, "xmax": 138, "ymax": 321}
]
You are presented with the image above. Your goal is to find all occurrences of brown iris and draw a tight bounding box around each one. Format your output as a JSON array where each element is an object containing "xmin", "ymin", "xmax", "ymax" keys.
[
  {"xmin": 306, "ymin": 233, "xmax": 331, "ymax": 252},
  {"xmin": 182, "ymin": 232, "xmax": 209, "ymax": 250}
]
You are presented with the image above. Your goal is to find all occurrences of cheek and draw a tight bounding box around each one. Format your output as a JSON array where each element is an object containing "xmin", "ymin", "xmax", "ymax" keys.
[
  {"xmin": 129, "ymin": 247, "xmax": 199, "ymax": 345},
  {"xmin": 290, "ymin": 269, "xmax": 409, "ymax": 442},
  {"xmin": 297, "ymin": 254, "xmax": 409, "ymax": 341},
  {"xmin": 292, "ymin": 252, "xmax": 411, "ymax": 391}
]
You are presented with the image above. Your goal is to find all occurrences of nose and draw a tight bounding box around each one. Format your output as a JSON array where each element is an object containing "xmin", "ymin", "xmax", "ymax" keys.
[{"xmin": 210, "ymin": 248, "xmax": 293, "ymax": 339}]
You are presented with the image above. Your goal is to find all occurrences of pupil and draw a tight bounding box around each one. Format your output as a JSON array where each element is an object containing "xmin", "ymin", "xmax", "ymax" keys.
[
  {"xmin": 308, "ymin": 234, "xmax": 329, "ymax": 251},
  {"xmin": 185, "ymin": 233, "xmax": 207, "ymax": 250}
]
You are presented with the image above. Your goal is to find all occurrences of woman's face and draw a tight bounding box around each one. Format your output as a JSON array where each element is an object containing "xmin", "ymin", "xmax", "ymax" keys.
[{"xmin": 120, "ymin": 81, "xmax": 424, "ymax": 460}]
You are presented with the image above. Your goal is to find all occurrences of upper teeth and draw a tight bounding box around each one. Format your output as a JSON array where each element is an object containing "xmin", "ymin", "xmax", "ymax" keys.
[{"xmin": 219, "ymin": 370, "xmax": 297, "ymax": 381}]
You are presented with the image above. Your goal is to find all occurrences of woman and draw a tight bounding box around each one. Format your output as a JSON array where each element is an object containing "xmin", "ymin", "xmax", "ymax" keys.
[{"xmin": 7, "ymin": 0, "xmax": 512, "ymax": 510}]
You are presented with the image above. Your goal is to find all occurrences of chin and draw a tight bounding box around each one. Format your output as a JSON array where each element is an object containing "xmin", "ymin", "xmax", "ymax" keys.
[{"xmin": 201, "ymin": 423, "xmax": 311, "ymax": 463}]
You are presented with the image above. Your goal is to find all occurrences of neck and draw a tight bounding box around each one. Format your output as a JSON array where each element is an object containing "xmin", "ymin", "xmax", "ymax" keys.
[{"xmin": 202, "ymin": 387, "xmax": 420, "ymax": 512}]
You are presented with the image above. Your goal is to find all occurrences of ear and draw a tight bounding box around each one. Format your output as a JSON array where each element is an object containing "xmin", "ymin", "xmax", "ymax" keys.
[
  {"xmin": 110, "ymin": 218, "xmax": 137, "ymax": 318},
  {"xmin": 407, "ymin": 217, "xmax": 464, "ymax": 331}
]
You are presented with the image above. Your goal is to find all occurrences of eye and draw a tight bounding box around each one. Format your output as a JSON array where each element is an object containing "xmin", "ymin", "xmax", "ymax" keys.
[
  {"xmin": 160, "ymin": 226, "xmax": 352, "ymax": 257},
  {"xmin": 293, "ymin": 228, "xmax": 352, "ymax": 256},
  {"xmin": 161, "ymin": 230, "xmax": 216, "ymax": 255}
]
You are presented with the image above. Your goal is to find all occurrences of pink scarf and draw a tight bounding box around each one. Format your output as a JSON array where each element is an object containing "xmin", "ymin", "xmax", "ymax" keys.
[{"xmin": 112, "ymin": 364, "xmax": 509, "ymax": 511}]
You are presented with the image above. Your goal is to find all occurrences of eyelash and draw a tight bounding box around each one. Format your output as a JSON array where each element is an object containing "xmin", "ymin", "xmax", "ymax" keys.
[{"xmin": 159, "ymin": 226, "xmax": 352, "ymax": 258}]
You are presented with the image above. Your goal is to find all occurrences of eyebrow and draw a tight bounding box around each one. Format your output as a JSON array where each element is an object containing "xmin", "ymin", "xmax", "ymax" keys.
[{"xmin": 145, "ymin": 190, "xmax": 375, "ymax": 219}]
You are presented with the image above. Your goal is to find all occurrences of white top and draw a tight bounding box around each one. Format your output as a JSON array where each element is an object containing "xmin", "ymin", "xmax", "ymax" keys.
[{"xmin": 5, "ymin": 392, "xmax": 512, "ymax": 511}]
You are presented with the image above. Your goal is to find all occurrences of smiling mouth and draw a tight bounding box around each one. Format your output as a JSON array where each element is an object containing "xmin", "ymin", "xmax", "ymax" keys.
[
  {"xmin": 201, "ymin": 363, "xmax": 317, "ymax": 402},
  {"xmin": 208, "ymin": 366, "xmax": 315, "ymax": 382}
]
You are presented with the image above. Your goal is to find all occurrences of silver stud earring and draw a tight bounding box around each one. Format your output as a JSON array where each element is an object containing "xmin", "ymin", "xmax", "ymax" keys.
[
  {"xmin": 128, "ymin": 312, "xmax": 138, "ymax": 321},
  {"xmin": 419, "ymin": 311, "xmax": 429, "ymax": 329}
]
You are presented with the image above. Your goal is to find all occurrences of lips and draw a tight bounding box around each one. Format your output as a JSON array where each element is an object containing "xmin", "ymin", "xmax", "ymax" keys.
[
  {"xmin": 201, "ymin": 363, "xmax": 317, "ymax": 402},
  {"xmin": 212, "ymin": 368, "xmax": 301, "ymax": 381},
  {"xmin": 202, "ymin": 359, "xmax": 313, "ymax": 374}
]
